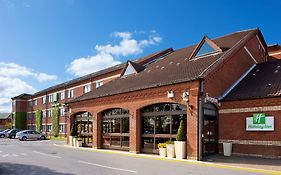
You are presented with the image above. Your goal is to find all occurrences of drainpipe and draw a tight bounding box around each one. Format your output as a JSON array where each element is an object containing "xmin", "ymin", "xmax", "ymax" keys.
[{"xmin": 198, "ymin": 79, "xmax": 204, "ymax": 161}]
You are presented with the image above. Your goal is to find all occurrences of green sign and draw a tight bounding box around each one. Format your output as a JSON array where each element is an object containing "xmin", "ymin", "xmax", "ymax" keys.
[
  {"xmin": 253, "ymin": 113, "xmax": 265, "ymax": 124},
  {"xmin": 246, "ymin": 113, "xmax": 274, "ymax": 131}
]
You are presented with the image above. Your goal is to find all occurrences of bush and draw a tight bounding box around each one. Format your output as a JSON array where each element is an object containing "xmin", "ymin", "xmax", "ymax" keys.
[
  {"xmin": 36, "ymin": 109, "xmax": 42, "ymax": 133},
  {"xmin": 165, "ymin": 140, "xmax": 174, "ymax": 145},
  {"xmin": 176, "ymin": 119, "xmax": 186, "ymax": 141},
  {"xmin": 157, "ymin": 143, "xmax": 166, "ymax": 148}
]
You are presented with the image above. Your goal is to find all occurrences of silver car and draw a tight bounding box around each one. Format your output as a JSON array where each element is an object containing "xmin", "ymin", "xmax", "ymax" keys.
[{"xmin": 16, "ymin": 130, "xmax": 46, "ymax": 141}]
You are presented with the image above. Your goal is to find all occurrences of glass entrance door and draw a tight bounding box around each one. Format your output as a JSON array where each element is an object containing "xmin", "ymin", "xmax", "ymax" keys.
[
  {"xmin": 203, "ymin": 103, "xmax": 218, "ymax": 156},
  {"xmin": 75, "ymin": 112, "xmax": 93, "ymax": 147}
]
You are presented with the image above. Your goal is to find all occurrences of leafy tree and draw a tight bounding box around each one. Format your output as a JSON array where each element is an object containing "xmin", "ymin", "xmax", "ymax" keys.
[{"xmin": 15, "ymin": 112, "xmax": 26, "ymax": 129}]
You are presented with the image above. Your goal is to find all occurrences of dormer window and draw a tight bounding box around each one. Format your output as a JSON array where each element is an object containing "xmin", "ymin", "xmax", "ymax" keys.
[
  {"xmin": 190, "ymin": 36, "xmax": 222, "ymax": 60},
  {"xmin": 121, "ymin": 61, "xmax": 144, "ymax": 77}
]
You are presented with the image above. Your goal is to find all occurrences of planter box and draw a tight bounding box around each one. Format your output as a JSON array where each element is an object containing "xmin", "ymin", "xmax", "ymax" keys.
[
  {"xmin": 175, "ymin": 141, "xmax": 186, "ymax": 159},
  {"xmin": 77, "ymin": 141, "xmax": 83, "ymax": 147},
  {"xmin": 223, "ymin": 142, "xmax": 232, "ymax": 156},
  {"xmin": 159, "ymin": 148, "xmax": 167, "ymax": 157},
  {"xmin": 69, "ymin": 136, "xmax": 73, "ymax": 146},
  {"xmin": 166, "ymin": 144, "xmax": 175, "ymax": 158}
]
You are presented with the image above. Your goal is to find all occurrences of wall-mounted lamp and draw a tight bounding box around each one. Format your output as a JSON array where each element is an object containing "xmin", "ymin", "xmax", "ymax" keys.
[
  {"xmin": 182, "ymin": 91, "xmax": 189, "ymax": 102},
  {"xmin": 167, "ymin": 91, "xmax": 174, "ymax": 98}
]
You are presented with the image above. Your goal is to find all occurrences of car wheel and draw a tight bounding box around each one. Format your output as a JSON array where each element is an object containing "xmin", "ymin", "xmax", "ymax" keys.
[
  {"xmin": 0, "ymin": 134, "xmax": 4, "ymax": 138},
  {"xmin": 22, "ymin": 136, "xmax": 27, "ymax": 141},
  {"xmin": 40, "ymin": 136, "xmax": 45, "ymax": 140}
]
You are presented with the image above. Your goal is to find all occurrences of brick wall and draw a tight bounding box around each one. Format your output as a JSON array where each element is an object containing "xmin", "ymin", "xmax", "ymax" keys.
[
  {"xmin": 68, "ymin": 80, "xmax": 201, "ymax": 159},
  {"xmin": 219, "ymin": 97, "xmax": 281, "ymax": 158}
]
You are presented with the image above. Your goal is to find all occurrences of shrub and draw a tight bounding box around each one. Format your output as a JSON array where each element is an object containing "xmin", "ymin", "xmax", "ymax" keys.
[
  {"xmin": 165, "ymin": 140, "xmax": 174, "ymax": 145},
  {"xmin": 157, "ymin": 143, "xmax": 166, "ymax": 148},
  {"xmin": 70, "ymin": 124, "xmax": 77, "ymax": 136},
  {"xmin": 176, "ymin": 119, "xmax": 186, "ymax": 141}
]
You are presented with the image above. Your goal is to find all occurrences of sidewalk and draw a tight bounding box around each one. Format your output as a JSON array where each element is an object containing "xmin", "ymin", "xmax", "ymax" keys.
[{"xmin": 205, "ymin": 154, "xmax": 281, "ymax": 172}]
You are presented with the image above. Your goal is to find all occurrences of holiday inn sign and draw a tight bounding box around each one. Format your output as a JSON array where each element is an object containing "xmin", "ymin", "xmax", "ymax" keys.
[{"xmin": 246, "ymin": 113, "xmax": 274, "ymax": 131}]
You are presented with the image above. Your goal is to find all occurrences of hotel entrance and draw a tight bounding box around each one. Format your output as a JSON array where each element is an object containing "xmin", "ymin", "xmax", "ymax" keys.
[
  {"xmin": 74, "ymin": 112, "xmax": 93, "ymax": 147},
  {"xmin": 203, "ymin": 103, "xmax": 218, "ymax": 156}
]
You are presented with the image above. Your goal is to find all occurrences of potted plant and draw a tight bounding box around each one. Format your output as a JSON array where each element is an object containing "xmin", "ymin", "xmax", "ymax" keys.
[
  {"xmin": 175, "ymin": 119, "xmax": 186, "ymax": 159},
  {"xmin": 166, "ymin": 140, "xmax": 175, "ymax": 158},
  {"xmin": 157, "ymin": 143, "xmax": 167, "ymax": 157},
  {"xmin": 77, "ymin": 137, "xmax": 83, "ymax": 147}
]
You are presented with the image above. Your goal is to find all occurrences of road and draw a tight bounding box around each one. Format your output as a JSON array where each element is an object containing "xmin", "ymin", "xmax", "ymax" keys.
[{"xmin": 0, "ymin": 139, "xmax": 272, "ymax": 175}]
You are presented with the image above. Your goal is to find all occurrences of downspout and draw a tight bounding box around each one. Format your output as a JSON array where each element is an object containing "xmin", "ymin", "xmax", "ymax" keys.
[{"xmin": 198, "ymin": 79, "xmax": 204, "ymax": 161}]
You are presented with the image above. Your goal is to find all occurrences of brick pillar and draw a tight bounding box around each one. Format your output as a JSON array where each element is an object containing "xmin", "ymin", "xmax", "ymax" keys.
[
  {"xmin": 92, "ymin": 112, "xmax": 102, "ymax": 149},
  {"xmin": 129, "ymin": 109, "xmax": 141, "ymax": 153},
  {"xmin": 186, "ymin": 88, "xmax": 199, "ymax": 160},
  {"xmin": 66, "ymin": 114, "xmax": 73, "ymax": 145}
]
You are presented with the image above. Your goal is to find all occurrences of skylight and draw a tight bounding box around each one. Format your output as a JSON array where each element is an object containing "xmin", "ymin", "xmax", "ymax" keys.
[{"xmin": 195, "ymin": 41, "xmax": 217, "ymax": 57}]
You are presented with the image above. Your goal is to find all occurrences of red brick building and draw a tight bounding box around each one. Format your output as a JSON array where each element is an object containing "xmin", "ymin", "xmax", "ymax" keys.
[{"xmin": 13, "ymin": 28, "xmax": 281, "ymax": 160}]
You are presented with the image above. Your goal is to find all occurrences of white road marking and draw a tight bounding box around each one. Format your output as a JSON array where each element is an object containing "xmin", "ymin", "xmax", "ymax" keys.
[
  {"xmin": 78, "ymin": 160, "xmax": 137, "ymax": 173},
  {"xmin": 11, "ymin": 154, "xmax": 18, "ymax": 157},
  {"xmin": 21, "ymin": 153, "xmax": 27, "ymax": 156},
  {"xmin": 2, "ymin": 154, "xmax": 8, "ymax": 157},
  {"xmin": 33, "ymin": 151, "xmax": 62, "ymax": 158}
]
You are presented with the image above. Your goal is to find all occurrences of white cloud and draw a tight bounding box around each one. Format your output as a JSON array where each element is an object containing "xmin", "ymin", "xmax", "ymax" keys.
[
  {"xmin": 0, "ymin": 62, "xmax": 57, "ymax": 82},
  {"xmin": 0, "ymin": 77, "xmax": 37, "ymax": 113},
  {"xmin": 0, "ymin": 62, "xmax": 57, "ymax": 112},
  {"xmin": 67, "ymin": 31, "xmax": 162, "ymax": 76}
]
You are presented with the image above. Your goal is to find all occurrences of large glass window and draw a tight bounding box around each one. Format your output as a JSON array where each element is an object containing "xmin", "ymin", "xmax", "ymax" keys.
[
  {"xmin": 195, "ymin": 41, "xmax": 216, "ymax": 57},
  {"xmin": 74, "ymin": 112, "xmax": 93, "ymax": 147},
  {"xmin": 141, "ymin": 103, "xmax": 187, "ymax": 154},
  {"xmin": 102, "ymin": 108, "xmax": 130, "ymax": 150}
]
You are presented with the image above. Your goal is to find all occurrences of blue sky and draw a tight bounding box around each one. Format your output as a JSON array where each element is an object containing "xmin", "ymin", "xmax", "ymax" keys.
[{"xmin": 0, "ymin": 0, "xmax": 280, "ymax": 112}]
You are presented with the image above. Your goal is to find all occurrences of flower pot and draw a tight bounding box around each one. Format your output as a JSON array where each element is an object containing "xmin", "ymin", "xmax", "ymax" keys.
[
  {"xmin": 175, "ymin": 141, "xmax": 186, "ymax": 159},
  {"xmin": 69, "ymin": 136, "xmax": 73, "ymax": 146},
  {"xmin": 223, "ymin": 142, "xmax": 232, "ymax": 156},
  {"xmin": 159, "ymin": 148, "xmax": 167, "ymax": 157},
  {"xmin": 166, "ymin": 144, "xmax": 175, "ymax": 158},
  {"xmin": 78, "ymin": 141, "xmax": 83, "ymax": 147}
]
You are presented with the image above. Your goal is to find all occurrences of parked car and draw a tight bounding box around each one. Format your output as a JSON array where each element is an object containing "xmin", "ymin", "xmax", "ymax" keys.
[
  {"xmin": 0, "ymin": 129, "xmax": 11, "ymax": 138},
  {"xmin": 7, "ymin": 129, "xmax": 22, "ymax": 139},
  {"xmin": 16, "ymin": 130, "xmax": 46, "ymax": 141}
]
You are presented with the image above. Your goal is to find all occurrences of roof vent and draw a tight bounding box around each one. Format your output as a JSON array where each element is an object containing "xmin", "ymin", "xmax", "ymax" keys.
[
  {"xmin": 274, "ymin": 70, "xmax": 279, "ymax": 73},
  {"xmin": 169, "ymin": 61, "xmax": 173, "ymax": 64},
  {"xmin": 147, "ymin": 70, "xmax": 151, "ymax": 73},
  {"xmin": 156, "ymin": 65, "xmax": 159, "ymax": 68},
  {"xmin": 266, "ymin": 83, "xmax": 272, "ymax": 88},
  {"xmin": 176, "ymin": 63, "xmax": 180, "ymax": 66},
  {"xmin": 256, "ymin": 69, "xmax": 260, "ymax": 72},
  {"xmin": 161, "ymin": 67, "xmax": 165, "ymax": 70},
  {"xmin": 252, "ymin": 73, "xmax": 256, "ymax": 77},
  {"xmin": 277, "ymin": 65, "xmax": 281, "ymax": 69}
]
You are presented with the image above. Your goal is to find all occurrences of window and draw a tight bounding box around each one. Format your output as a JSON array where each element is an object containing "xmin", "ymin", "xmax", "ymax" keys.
[
  {"xmin": 33, "ymin": 99, "xmax": 37, "ymax": 106},
  {"xmin": 28, "ymin": 100, "xmax": 32, "ymax": 107},
  {"xmin": 27, "ymin": 113, "xmax": 33, "ymax": 120},
  {"xmin": 48, "ymin": 109, "xmax": 52, "ymax": 117},
  {"xmin": 53, "ymin": 93, "xmax": 58, "ymax": 102},
  {"xmin": 60, "ymin": 91, "xmax": 65, "ymax": 100},
  {"xmin": 47, "ymin": 125, "xmax": 52, "ymax": 132},
  {"xmin": 96, "ymin": 81, "xmax": 103, "ymax": 88},
  {"xmin": 42, "ymin": 96, "xmax": 46, "ymax": 104},
  {"xmin": 195, "ymin": 41, "xmax": 216, "ymax": 57},
  {"xmin": 67, "ymin": 89, "xmax": 74, "ymax": 98},
  {"xmin": 42, "ymin": 111, "xmax": 46, "ymax": 118},
  {"xmin": 48, "ymin": 95, "xmax": 53, "ymax": 103},
  {"xmin": 42, "ymin": 125, "xmax": 46, "ymax": 132},
  {"xmin": 124, "ymin": 64, "xmax": 136, "ymax": 76},
  {"xmin": 59, "ymin": 108, "xmax": 65, "ymax": 116},
  {"xmin": 83, "ymin": 84, "xmax": 91, "ymax": 94},
  {"xmin": 59, "ymin": 125, "xmax": 64, "ymax": 133}
]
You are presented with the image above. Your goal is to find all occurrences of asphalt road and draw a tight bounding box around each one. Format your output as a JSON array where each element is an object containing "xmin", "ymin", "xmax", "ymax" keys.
[{"xmin": 0, "ymin": 139, "xmax": 269, "ymax": 175}]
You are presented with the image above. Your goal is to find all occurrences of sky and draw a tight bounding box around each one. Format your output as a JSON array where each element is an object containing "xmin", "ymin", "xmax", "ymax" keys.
[{"xmin": 0, "ymin": 0, "xmax": 280, "ymax": 112}]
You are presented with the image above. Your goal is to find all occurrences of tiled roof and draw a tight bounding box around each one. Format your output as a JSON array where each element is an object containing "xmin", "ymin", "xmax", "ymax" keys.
[
  {"xmin": 223, "ymin": 60, "xmax": 281, "ymax": 101},
  {"xmin": 11, "ymin": 93, "xmax": 32, "ymax": 100},
  {"xmin": 27, "ymin": 48, "xmax": 173, "ymax": 97},
  {"xmin": 0, "ymin": 113, "xmax": 12, "ymax": 120},
  {"xmin": 70, "ymin": 29, "xmax": 259, "ymax": 103}
]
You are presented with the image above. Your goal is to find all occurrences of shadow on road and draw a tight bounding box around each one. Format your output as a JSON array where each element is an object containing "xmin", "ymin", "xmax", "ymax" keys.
[{"xmin": 0, "ymin": 162, "xmax": 74, "ymax": 175}]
